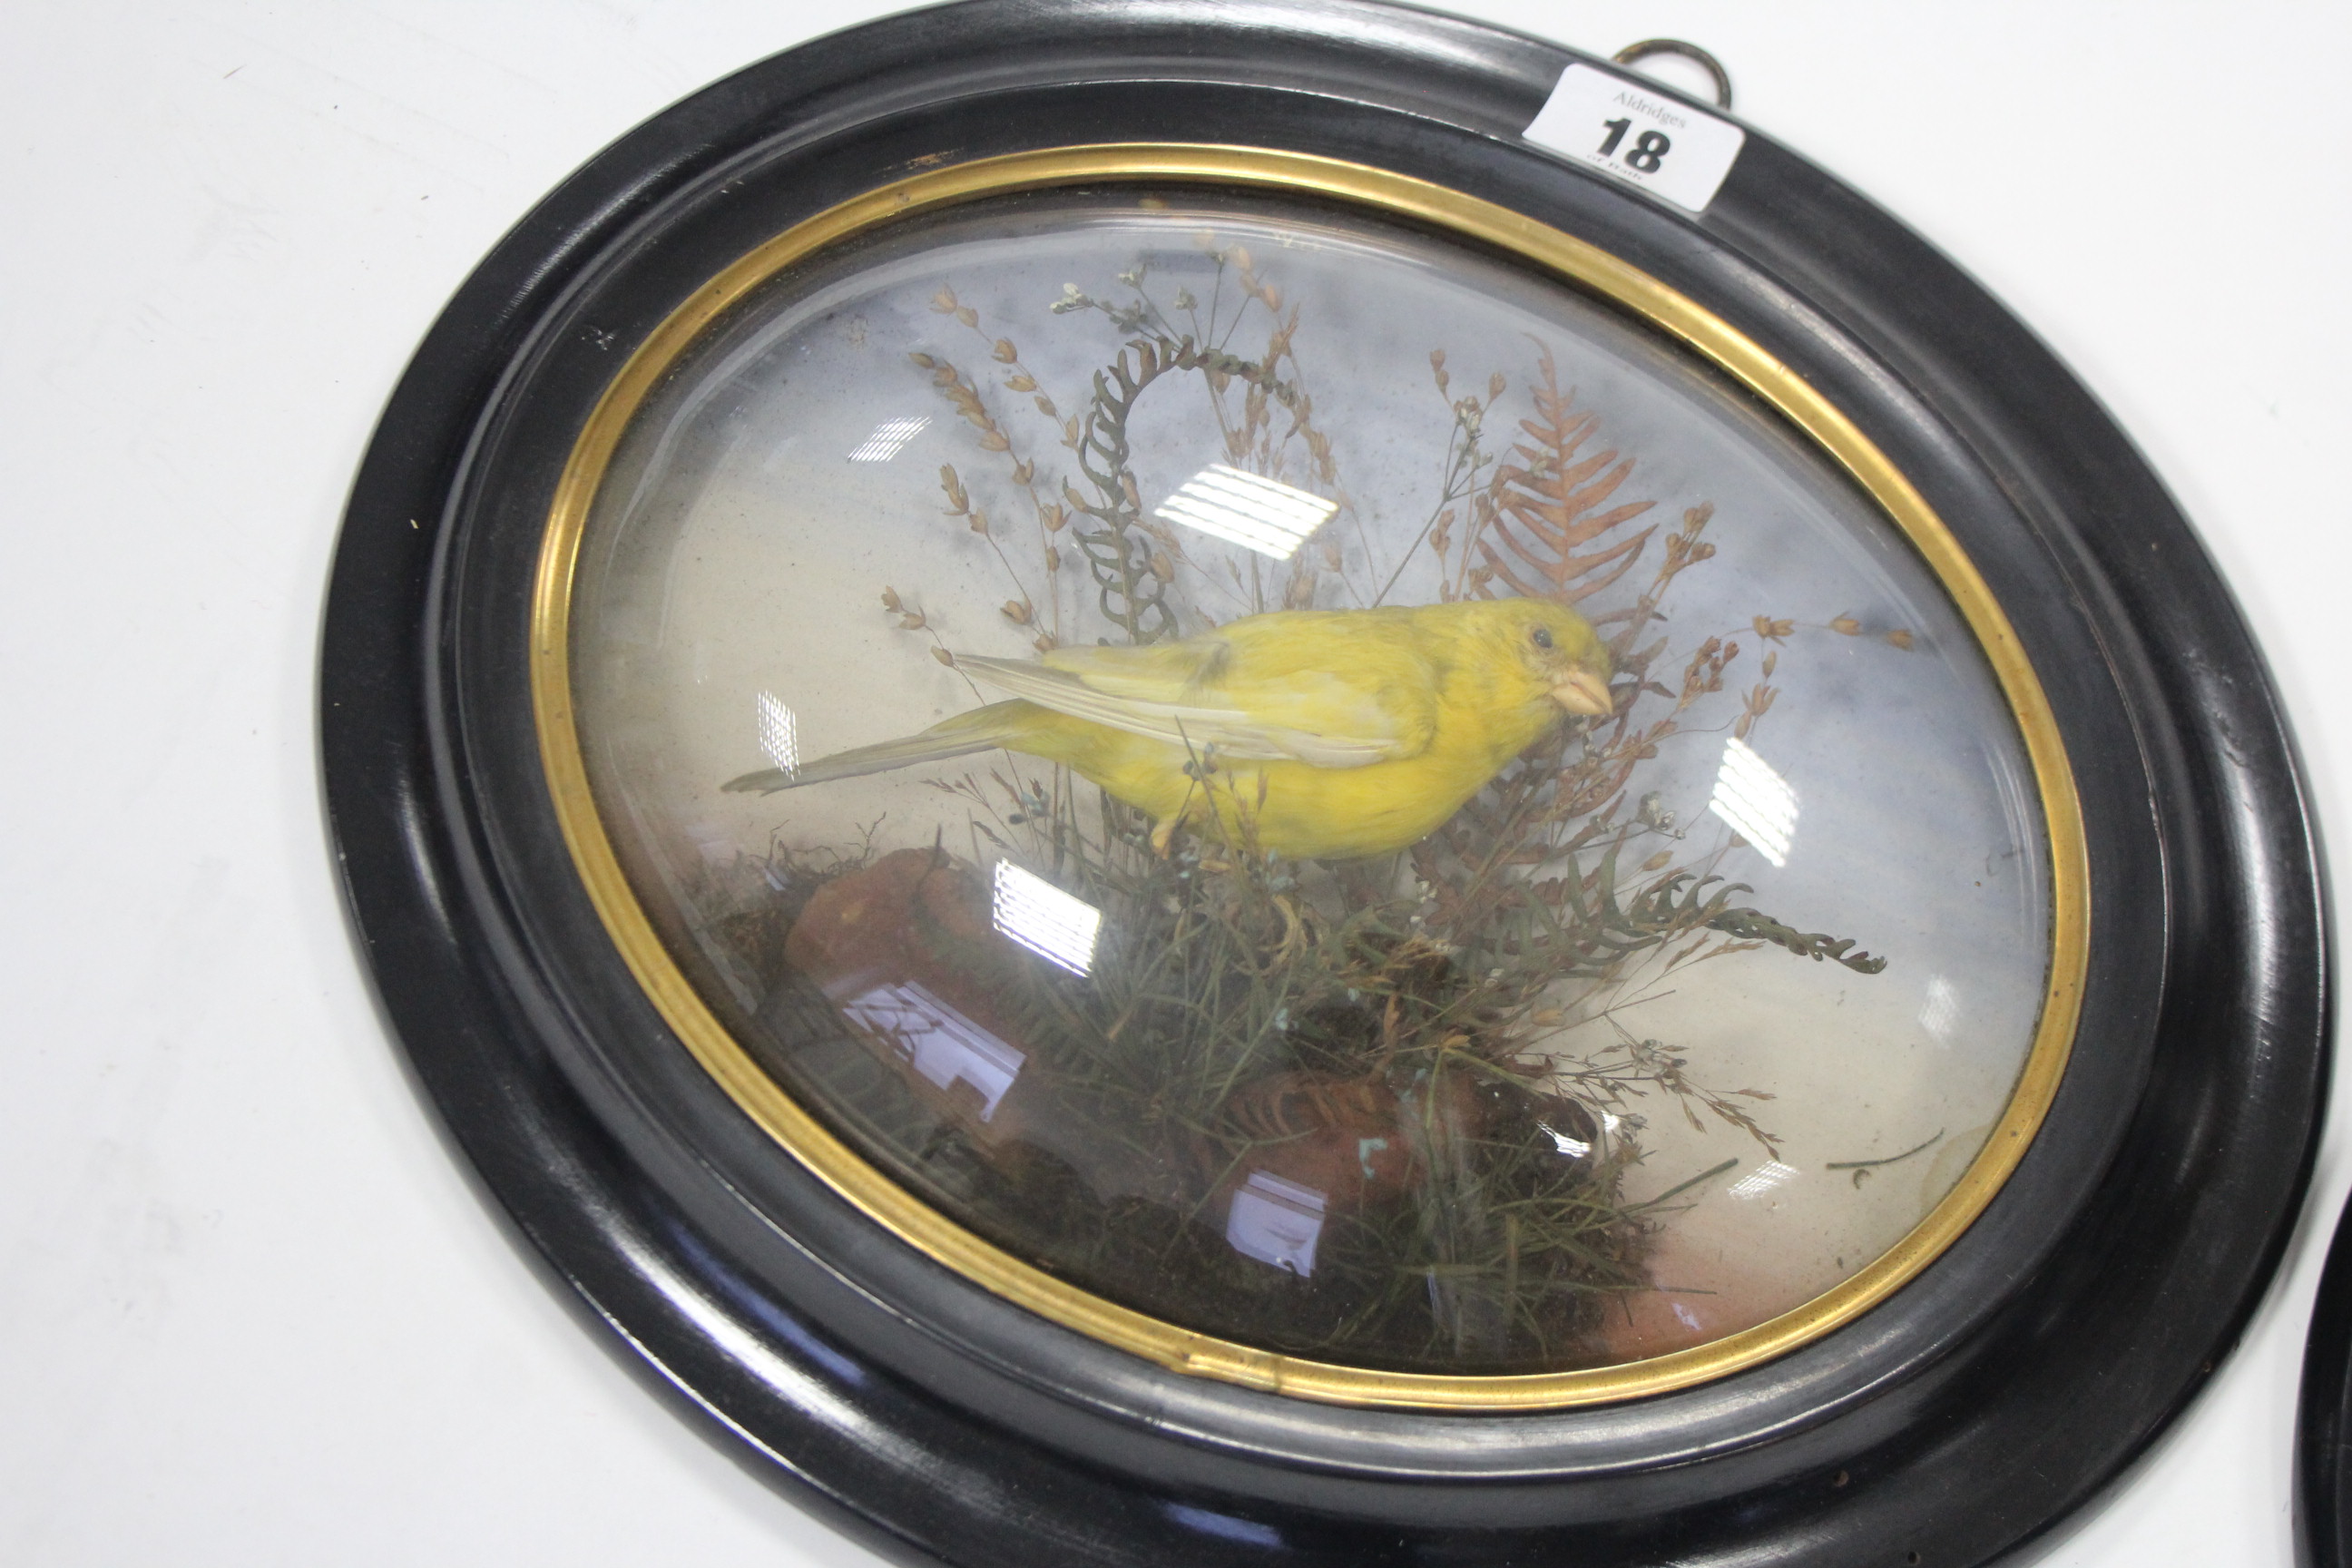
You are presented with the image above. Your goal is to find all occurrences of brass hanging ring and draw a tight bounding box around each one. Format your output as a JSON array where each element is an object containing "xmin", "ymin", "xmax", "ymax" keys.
[{"xmin": 1611, "ymin": 39, "xmax": 1734, "ymax": 111}]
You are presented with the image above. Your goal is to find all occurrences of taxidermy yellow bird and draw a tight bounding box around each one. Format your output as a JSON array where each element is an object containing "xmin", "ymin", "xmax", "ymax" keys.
[{"xmin": 724, "ymin": 598, "xmax": 1614, "ymax": 861}]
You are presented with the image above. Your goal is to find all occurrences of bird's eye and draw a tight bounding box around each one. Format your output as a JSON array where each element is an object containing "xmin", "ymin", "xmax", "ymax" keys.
[{"xmin": 1531, "ymin": 625, "xmax": 1554, "ymax": 650}]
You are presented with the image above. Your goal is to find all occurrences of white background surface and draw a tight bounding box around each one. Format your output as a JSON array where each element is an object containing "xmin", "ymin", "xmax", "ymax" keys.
[{"xmin": 3, "ymin": 2, "xmax": 2345, "ymax": 1563}]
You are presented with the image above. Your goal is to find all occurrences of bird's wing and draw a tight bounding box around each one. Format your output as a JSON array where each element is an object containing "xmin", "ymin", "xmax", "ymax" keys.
[{"xmin": 957, "ymin": 629, "xmax": 1436, "ymax": 768}]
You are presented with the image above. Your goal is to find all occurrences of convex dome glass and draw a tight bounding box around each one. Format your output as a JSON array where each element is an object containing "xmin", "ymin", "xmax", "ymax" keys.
[{"xmin": 550, "ymin": 185, "xmax": 2070, "ymax": 1385}]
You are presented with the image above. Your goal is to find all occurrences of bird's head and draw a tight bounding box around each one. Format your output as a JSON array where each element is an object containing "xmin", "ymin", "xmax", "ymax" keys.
[{"xmin": 1463, "ymin": 599, "xmax": 1615, "ymax": 718}]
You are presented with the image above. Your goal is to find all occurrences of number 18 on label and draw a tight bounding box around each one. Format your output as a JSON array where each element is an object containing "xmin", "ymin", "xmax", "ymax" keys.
[{"xmin": 1523, "ymin": 64, "xmax": 1747, "ymax": 214}]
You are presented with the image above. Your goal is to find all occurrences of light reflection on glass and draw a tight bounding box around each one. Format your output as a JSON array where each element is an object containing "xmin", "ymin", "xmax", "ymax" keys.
[
  {"xmin": 1225, "ymin": 1170, "xmax": 1327, "ymax": 1275},
  {"xmin": 837, "ymin": 980, "xmax": 1025, "ymax": 1122},
  {"xmin": 1727, "ymin": 1159, "xmax": 1799, "ymax": 1200},
  {"xmin": 1919, "ymin": 975, "xmax": 1960, "ymax": 1041},
  {"xmin": 756, "ymin": 690, "xmax": 800, "ymax": 774},
  {"xmin": 1541, "ymin": 1123, "xmax": 1592, "ymax": 1160},
  {"xmin": 847, "ymin": 415, "xmax": 931, "ymax": 463},
  {"xmin": 1153, "ymin": 464, "xmax": 1337, "ymax": 562},
  {"xmin": 1709, "ymin": 736, "xmax": 1798, "ymax": 867},
  {"xmin": 991, "ymin": 860, "xmax": 1102, "ymax": 976}
]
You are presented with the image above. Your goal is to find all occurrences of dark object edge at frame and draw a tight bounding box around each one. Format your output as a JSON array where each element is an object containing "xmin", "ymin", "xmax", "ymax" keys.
[
  {"xmin": 2302, "ymin": 1195, "xmax": 2352, "ymax": 1567},
  {"xmin": 319, "ymin": 2, "xmax": 2329, "ymax": 1565}
]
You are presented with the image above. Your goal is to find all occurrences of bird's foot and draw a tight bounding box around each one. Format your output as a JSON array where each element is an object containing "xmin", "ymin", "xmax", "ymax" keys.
[{"xmin": 1271, "ymin": 895, "xmax": 1308, "ymax": 958}]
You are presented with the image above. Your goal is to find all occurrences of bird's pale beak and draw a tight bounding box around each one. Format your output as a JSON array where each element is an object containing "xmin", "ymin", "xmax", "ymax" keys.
[{"xmin": 1551, "ymin": 668, "xmax": 1614, "ymax": 717}]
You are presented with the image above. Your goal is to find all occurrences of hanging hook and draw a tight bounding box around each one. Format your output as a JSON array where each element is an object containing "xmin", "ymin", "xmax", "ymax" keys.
[{"xmin": 1611, "ymin": 39, "xmax": 1733, "ymax": 112}]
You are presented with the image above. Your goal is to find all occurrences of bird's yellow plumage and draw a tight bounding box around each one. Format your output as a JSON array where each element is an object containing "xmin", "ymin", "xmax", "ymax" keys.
[{"xmin": 726, "ymin": 598, "xmax": 1614, "ymax": 860}]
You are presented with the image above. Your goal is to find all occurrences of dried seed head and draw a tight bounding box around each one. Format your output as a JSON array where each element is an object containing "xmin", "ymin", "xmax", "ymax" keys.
[
  {"xmin": 1151, "ymin": 550, "xmax": 1174, "ymax": 583},
  {"xmin": 1034, "ymin": 632, "xmax": 1056, "ymax": 652},
  {"xmin": 880, "ymin": 586, "xmax": 902, "ymax": 612},
  {"xmin": 956, "ymin": 307, "xmax": 977, "ymax": 328},
  {"xmin": 1044, "ymin": 545, "xmax": 1062, "ymax": 571},
  {"xmin": 992, "ymin": 338, "xmax": 1017, "ymax": 363},
  {"xmin": 1828, "ymin": 614, "xmax": 1861, "ymax": 635},
  {"xmin": 908, "ymin": 352, "xmax": 936, "ymax": 368},
  {"xmin": 1005, "ymin": 373, "xmax": 1036, "ymax": 392},
  {"xmin": 931, "ymin": 647, "xmax": 955, "ymax": 667},
  {"xmin": 1885, "ymin": 629, "xmax": 1915, "ymax": 651},
  {"xmin": 930, "ymin": 287, "xmax": 957, "ymax": 313},
  {"xmin": 1489, "ymin": 370, "xmax": 1506, "ymax": 399},
  {"xmin": 1001, "ymin": 600, "xmax": 1032, "ymax": 625}
]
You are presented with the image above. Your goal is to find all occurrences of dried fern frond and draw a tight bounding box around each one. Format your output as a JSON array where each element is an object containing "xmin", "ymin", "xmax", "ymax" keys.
[{"xmin": 1474, "ymin": 343, "xmax": 1656, "ymax": 604}]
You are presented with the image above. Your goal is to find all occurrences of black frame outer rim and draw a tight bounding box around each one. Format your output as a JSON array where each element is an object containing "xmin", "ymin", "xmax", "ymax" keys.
[
  {"xmin": 2300, "ymin": 1199, "xmax": 2352, "ymax": 1567},
  {"xmin": 320, "ymin": 3, "xmax": 2329, "ymax": 1564}
]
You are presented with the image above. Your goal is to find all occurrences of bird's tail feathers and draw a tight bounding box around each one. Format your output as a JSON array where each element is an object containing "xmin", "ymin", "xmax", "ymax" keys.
[{"xmin": 721, "ymin": 703, "xmax": 1024, "ymax": 794}]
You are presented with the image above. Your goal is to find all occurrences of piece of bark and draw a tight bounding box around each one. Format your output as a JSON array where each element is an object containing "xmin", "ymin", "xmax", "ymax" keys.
[{"xmin": 1201, "ymin": 1068, "xmax": 1488, "ymax": 1217}]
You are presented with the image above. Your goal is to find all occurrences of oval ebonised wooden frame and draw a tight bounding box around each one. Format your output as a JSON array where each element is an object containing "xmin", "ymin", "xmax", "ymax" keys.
[{"xmin": 322, "ymin": 3, "xmax": 2329, "ymax": 1563}]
